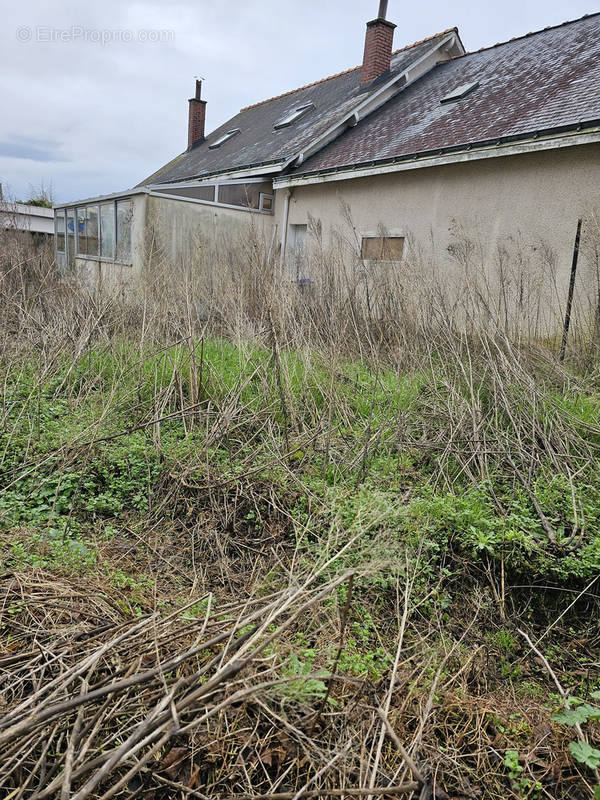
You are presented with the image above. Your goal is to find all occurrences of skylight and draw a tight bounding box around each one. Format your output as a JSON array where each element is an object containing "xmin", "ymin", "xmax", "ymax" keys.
[
  {"xmin": 440, "ymin": 81, "xmax": 480, "ymax": 104},
  {"xmin": 274, "ymin": 103, "xmax": 315, "ymax": 130},
  {"xmin": 208, "ymin": 129, "xmax": 241, "ymax": 149}
]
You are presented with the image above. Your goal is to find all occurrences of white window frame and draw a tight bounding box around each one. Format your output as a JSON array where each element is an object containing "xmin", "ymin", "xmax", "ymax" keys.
[
  {"xmin": 259, "ymin": 192, "xmax": 274, "ymax": 212},
  {"xmin": 55, "ymin": 198, "xmax": 133, "ymax": 266},
  {"xmin": 148, "ymin": 178, "xmax": 275, "ymax": 215}
]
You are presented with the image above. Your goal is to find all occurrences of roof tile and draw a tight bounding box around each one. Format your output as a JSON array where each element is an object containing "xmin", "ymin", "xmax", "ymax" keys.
[
  {"xmin": 293, "ymin": 12, "xmax": 600, "ymax": 177},
  {"xmin": 140, "ymin": 32, "xmax": 453, "ymax": 185}
]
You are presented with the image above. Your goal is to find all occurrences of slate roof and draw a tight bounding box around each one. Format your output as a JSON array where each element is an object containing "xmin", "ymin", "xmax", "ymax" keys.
[
  {"xmin": 292, "ymin": 13, "xmax": 600, "ymax": 178},
  {"xmin": 140, "ymin": 31, "xmax": 455, "ymax": 186}
]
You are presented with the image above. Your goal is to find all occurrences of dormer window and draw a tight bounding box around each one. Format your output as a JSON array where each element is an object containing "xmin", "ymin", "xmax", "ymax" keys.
[
  {"xmin": 209, "ymin": 129, "xmax": 241, "ymax": 149},
  {"xmin": 274, "ymin": 103, "xmax": 315, "ymax": 130},
  {"xmin": 440, "ymin": 81, "xmax": 480, "ymax": 104}
]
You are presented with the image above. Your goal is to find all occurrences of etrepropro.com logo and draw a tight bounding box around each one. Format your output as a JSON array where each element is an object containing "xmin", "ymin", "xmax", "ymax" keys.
[{"xmin": 15, "ymin": 26, "xmax": 175, "ymax": 44}]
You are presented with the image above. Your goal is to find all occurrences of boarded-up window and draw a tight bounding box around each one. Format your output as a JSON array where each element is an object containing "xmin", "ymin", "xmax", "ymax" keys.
[{"xmin": 361, "ymin": 236, "xmax": 404, "ymax": 262}]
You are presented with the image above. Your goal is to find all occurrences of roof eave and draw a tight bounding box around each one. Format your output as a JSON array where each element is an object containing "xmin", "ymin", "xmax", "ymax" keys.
[
  {"xmin": 54, "ymin": 187, "xmax": 148, "ymax": 210},
  {"xmin": 274, "ymin": 123, "xmax": 600, "ymax": 188},
  {"xmin": 143, "ymin": 160, "xmax": 287, "ymax": 188}
]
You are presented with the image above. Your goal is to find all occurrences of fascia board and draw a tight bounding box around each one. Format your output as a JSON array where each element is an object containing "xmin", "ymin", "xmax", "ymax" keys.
[{"xmin": 274, "ymin": 128, "xmax": 600, "ymax": 189}]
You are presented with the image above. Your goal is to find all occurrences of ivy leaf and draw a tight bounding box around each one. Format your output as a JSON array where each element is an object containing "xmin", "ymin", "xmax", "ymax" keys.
[
  {"xmin": 591, "ymin": 690, "xmax": 600, "ymax": 700},
  {"xmin": 569, "ymin": 741, "xmax": 600, "ymax": 770}
]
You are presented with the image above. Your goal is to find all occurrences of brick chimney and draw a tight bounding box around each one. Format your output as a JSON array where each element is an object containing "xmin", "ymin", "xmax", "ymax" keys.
[
  {"xmin": 188, "ymin": 79, "xmax": 207, "ymax": 150},
  {"xmin": 360, "ymin": 0, "xmax": 396, "ymax": 85}
]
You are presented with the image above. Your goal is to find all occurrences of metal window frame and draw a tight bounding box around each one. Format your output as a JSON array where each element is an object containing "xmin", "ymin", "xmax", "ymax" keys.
[
  {"xmin": 259, "ymin": 192, "xmax": 274, "ymax": 212},
  {"xmin": 98, "ymin": 201, "xmax": 116, "ymax": 261},
  {"xmin": 208, "ymin": 129, "xmax": 241, "ymax": 149},
  {"xmin": 85, "ymin": 205, "xmax": 100, "ymax": 258},
  {"xmin": 115, "ymin": 199, "xmax": 133, "ymax": 263},
  {"xmin": 149, "ymin": 177, "xmax": 275, "ymax": 215},
  {"xmin": 274, "ymin": 103, "xmax": 315, "ymax": 130},
  {"xmin": 54, "ymin": 209, "xmax": 66, "ymax": 253},
  {"xmin": 75, "ymin": 207, "xmax": 87, "ymax": 257},
  {"xmin": 57, "ymin": 197, "xmax": 133, "ymax": 266},
  {"xmin": 440, "ymin": 81, "xmax": 480, "ymax": 104}
]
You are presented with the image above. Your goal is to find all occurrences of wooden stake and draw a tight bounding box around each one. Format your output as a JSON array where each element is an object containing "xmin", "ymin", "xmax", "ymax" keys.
[{"xmin": 560, "ymin": 219, "xmax": 583, "ymax": 362}]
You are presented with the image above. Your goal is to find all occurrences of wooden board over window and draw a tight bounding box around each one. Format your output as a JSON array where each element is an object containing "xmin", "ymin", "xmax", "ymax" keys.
[{"xmin": 361, "ymin": 236, "xmax": 404, "ymax": 262}]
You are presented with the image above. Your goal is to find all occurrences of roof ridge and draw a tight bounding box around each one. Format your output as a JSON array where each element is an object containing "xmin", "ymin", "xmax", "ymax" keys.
[
  {"xmin": 464, "ymin": 11, "xmax": 600, "ymax": 57},
  {"xmin": 239, "ymin": 28, "xmax": 457, "ymax": 112}
]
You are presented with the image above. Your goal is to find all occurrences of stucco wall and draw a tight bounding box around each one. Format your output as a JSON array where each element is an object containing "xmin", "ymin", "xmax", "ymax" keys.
[
  {"xmin": 71, "ymin": 192, "xmax": 277, "ymax": 287},
  {"xmin": 142, "ymin": 194, "xmax": 276, "ymax": 273},
  {"xmin": 276, "ymin": 144, "xmax": 600, "ymax": 337}
]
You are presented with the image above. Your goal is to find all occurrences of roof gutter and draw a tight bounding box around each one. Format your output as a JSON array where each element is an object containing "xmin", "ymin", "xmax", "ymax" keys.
[
  {"xmin": 54, "ymin": 187, "xmax": 148, "ymax": 211},
  {"xmin": 146, "ymin": 160, "xmax": 287, "ymax": 188},
  {"xmin": 274, "ymin": 123, "xmax": 600, "ymax": 189}
]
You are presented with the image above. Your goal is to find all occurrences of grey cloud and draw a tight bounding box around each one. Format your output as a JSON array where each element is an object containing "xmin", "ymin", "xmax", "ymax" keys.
[
  {"xmin": 0, "ymin": 136, "xmax": 68, "ymax": 162},
  {"xmin": 1, "ymin": 0, "xmax": 598, "ymax": 203}
]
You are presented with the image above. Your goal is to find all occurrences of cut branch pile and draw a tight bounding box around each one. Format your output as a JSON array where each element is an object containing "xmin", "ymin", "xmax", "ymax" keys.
[{"xmin": 0, "ymin": 569, "xmax": 427, "ymax": 800}]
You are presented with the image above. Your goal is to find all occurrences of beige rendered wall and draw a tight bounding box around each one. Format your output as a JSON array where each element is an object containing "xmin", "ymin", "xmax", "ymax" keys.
[
  {"xmin": 142, "ymin": 194, "xmax": 276, "ymax": 272},
  {"xmin": 71, "ymin": 192, "xmax": 278, "ymax": 289},
  {"xmin": 277, "ymin": 144, "xmax": 600, "ymax": 337}
]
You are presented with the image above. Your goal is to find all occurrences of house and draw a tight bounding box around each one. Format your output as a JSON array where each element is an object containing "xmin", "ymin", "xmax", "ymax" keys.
[
  {"xmin": 53, "ymin": 3, "xmax": 600, "ymax": 333},
  {"xmin": 1, "ymin": 201, "xmax": 54, "ymax": 241}
]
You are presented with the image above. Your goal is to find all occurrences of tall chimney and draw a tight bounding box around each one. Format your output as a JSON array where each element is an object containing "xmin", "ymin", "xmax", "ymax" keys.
[
  {"xmin": 360, "ymin": 1, "xmax": 396, "ymax": 85},
  {"xmin": 188, "ymin": 79, "xmax": 207, "ymax": 150}
]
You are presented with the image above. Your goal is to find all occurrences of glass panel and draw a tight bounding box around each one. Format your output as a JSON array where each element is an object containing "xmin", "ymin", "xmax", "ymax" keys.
[
  {"xmin": 86, "ymin": 206, "xmax": 99, "ymax": 256},
  {"xmin": 274, "ymin": 104, "xmax": 314, "ymax": 129},
  {"xmin": 218, "ymin": 183, "xmax": 254, "ymax": 208},
  {"xmin": 116, "ymin": 200, "xmax": 132, "ymax": 262},
  {"xmin": 66, "ymin": 208, "xmax": 76, "ymax": 267},
  {"xmin": 208, "ymin": 129, "xmax": 240, "ymax": 149},
  {"xmin": 76, "ymin": 208, "xmax": 87, "ymax": 255},
  {"xmin": 361, "ymin": 236, "xmax": 404, "ymax": 261},
  {"xmin": 218, "ymin": 182, "xmax": 272, "ymax": 210},
  {"xmin": 55, "ymin": 211, "xmax": 65, "ymax": 252},
  {"xmin": 100, "ymin": 203, "xmax": 115, "ymax": 260},
  {"xmin": 154, "ymin": 185, "xmax": 215, "ymax": 202}
]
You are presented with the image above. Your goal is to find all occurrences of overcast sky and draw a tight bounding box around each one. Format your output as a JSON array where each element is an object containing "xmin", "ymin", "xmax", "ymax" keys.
[{"xmin": 1, "ymin": 0, "xmax": 597, "ymax": 204}]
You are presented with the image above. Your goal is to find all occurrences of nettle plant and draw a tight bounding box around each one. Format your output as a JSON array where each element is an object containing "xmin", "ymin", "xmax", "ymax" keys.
[{"xmin": 552, "ymin": 691, "xmax": 600, "ymax": 778}]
